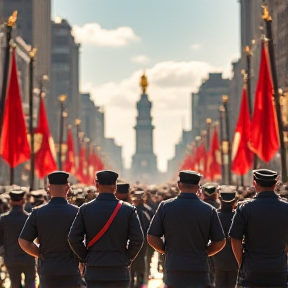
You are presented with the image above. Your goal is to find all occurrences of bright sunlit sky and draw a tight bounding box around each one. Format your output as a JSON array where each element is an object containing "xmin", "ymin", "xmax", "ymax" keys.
[{"xmin": 52, "ymin": 0, "xmax": 240, "ymax": 172}]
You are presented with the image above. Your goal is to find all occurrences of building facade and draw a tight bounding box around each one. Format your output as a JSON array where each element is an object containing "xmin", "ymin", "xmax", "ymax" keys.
[
  {"xmin": 0, "ymin": 0, "xmax": 51, "ymax": 84},
  {"xmin": 49, "ymin": 19, "xmax": 81, "ymax": 142},
  {"xmin": 131, "ymin": 74, "xmax": 158, "ymax": 183}
]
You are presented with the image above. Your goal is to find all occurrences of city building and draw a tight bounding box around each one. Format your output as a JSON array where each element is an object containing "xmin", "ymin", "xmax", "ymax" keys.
[
  {"xmin": 131, "ymin": 73, "xmax": 158, "ymax": 183},
  {"xmin": 80, "ymin": 93, "xmax": 105, "ymax": 147},
  {"xmin": 267, "ymin": 0, "xmax": 288, "ymax": 92},
  {"xmin": 0, "ymin": 0, "xmax": 51, "ymax": 84},
  {"xmin": 193, "ymin": 73, "xmax": 230, "ymax": 136},
  {"xmin": 49, "ymin": 18, "xmax": 81, "ymax": 143}
]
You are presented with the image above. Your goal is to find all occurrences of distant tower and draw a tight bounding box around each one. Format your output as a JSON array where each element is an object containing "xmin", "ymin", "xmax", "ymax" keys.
[{"xmin": 131, "ymin": 73, "xmax": 158, "ymax": 183}]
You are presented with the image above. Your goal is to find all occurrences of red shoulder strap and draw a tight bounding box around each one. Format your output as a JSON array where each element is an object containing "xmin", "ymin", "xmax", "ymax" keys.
[{"xmin": 87, "ymin": 201, "xmax": 123, "ymax": 249}]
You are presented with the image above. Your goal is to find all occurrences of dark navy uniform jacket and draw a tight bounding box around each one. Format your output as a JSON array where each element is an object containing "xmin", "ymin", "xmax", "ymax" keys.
[
  {"xmin": 19, "ymin": 197, "xmax": 80, "ymax": 277},
  {"xmin": 68, "ymin": 193, "xmax": 144, "ymax": 281},
  {"xmin": 148, "ymin": 193, "xmax": 225, "ymax": 272},
  {"xmin": 0, "ymin": 206, "xmax": 35, "ymax": 267},
  {"xmin": 229, "ymin": 191, "xmax": 288, "ymax": 274},
  {"xmin": 213, "ymin": 207, "xmax": 238, "ymax": 271}
]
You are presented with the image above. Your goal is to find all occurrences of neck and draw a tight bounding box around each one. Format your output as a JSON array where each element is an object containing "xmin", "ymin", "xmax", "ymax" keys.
[{"xmin": 181, "ymin": 190, "xmax": 197, "ymax": 194}]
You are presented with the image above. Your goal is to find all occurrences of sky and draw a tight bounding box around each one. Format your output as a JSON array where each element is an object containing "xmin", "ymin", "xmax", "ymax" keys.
[{"xmin": 52, "ymin": 0, "xmax": 240, "ymax": 172}]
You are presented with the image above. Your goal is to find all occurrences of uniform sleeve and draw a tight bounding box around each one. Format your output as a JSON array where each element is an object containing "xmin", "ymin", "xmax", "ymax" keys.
[
  {"xmin": 127, "ymin": 207, "xmax": 144, "ymax": 261},
  {"xmin": 229, "ymin": 205, "xmax": 245, "ymax": 240},
  {"xmin": 0, "ymin": 218, "xmax": 4, "ymax": 246},
  {"xmin": 19, "ymin": 210, "xmax": 38, "ymax": 242},
  {"xmin": 68, "ymin": 207, "xmax": 87, "ymax": 262},
  {"xmin": 147, "ymin": 202, "xmax": 164, "ymax": 237},
  {"xmin": 209, "ymin": 208, "xmax": 225, "ymax": 242}
]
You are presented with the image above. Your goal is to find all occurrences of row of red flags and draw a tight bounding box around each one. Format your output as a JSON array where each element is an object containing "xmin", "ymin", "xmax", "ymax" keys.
[
  {"xmin": 0, "ymin": 48, "xmax": 103, "ymax": 183},
  {"xmin": 181, "ymin": 42, "xmax": 280, "ymax": 178}
]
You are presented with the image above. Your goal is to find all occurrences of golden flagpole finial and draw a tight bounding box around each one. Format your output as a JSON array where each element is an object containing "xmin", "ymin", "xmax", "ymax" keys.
[
  {"xmin": 7, "ymin": 11, "xmax": 18, "ymax": 27},
  {"xmin": 29, "ymin": 48, "xmax": 37, "ymax": 58},
  {"xmin": 140, "ymin": 71, "xmax": 148, "ymax": 94},
  {"xmin": 262, "ymin": 5, "xmax": 272, "ymax": 21}
]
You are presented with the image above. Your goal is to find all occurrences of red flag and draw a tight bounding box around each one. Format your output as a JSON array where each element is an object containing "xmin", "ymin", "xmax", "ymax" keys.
[
  {"xmin": 76, "ymin": 145, "xmax": 86, "ymax": 183},
  {"xmin": 63, "ymin": 127, "xmax": 75, "ymax": 174},
  {"xmin": 207, "ymin": 128, "xmax": 222, "ymax": 180},
  {"xmin": 34, "ymin": 97, "xmax": 57, "ymax": 178},
  {"xmin": 180, "ymin": 144, "xmax": 196, "ymax": 171},
  {"xmin": 232, "ymin": 87, "xmax": 253, "ymax": 175},
  {"xmin": 250, "ymin": 43, "xmax": 279, "ymax": 162},
  {"xmin": 195, "ymin": 142, "xmax": 207, "ymax": 176},
  {"xmin": 0, "ymin": 49, "xmax": 31, "ymax": 167}
]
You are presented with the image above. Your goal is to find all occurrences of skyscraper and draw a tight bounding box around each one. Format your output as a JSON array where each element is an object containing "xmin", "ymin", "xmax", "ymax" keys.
[
  {"xmin": 0, "ymin": 0, "xmax": 51, "ymax": 82},
  {"xmin": 131, "ymin": 73, "xmax": 158, "ymax": 183},
  {"xmin": 49, "ymin": 18, "xmax": 80, "ymax": 142}
]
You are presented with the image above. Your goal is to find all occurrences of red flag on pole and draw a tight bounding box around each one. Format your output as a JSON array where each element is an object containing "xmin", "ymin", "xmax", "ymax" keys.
[
  {"xmin": 0, "ymin": 49, "xmax": 31, "ymax": 167},
  {"xmin": 250, "ymin": 43, "xmax": 279, "ymax": 162},
  {"xmin": 34, "ymin": 97, "xmax": 57, "ymax": 179},
  {"xmin": 195, "ymin": 142, "xmax": 207, "ymax": 176},
  {"xmin": 76, "ymin": 144, "xmax": 86, "ymax": 183},
  {"xmin": 232, "ymin": 86, "xmax": 253, "ymax": 175},
  {"xmin": 207, "ymin": 128, "xmax": 222, "ymax": 180},
  {"xmin": 63, "ymin": 127, "xmax": 75, "ymax": 174}
]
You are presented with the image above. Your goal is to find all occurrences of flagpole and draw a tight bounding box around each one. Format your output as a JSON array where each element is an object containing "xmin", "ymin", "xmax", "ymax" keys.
[
  {"xmin": 29, "ymin": 49, "xmax": 36, "ymax": 191},
  {"xmin": 245, "ymin": 46, "xmax": 257, "ymax": 171},
  {"xmin": 206, "ymin": 118, "xmax": 211, "ymax": 150},
  {"xmin": 58, "ymin": 95, "xmax": 67, "ymax": 170},
  {"xmin": 0, "ymin": 12, "xmax": 17, "ymax": 140},
  {"xmin": 219, "ymin": 105, "xmax": 225, "ymax": 184},
  {"xmin": 263, "ymin": 6, "xmax": 287, "ymax": 181},
  {"xmin": 223, "ymin": 96, "xmax": 232, "ymax": 184}
]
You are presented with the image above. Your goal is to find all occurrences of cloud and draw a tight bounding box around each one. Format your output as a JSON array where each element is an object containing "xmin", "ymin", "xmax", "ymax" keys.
[
  {"xmin": 131, "ymin": 55, "xmax": 150, "ymax": 64},
  {"xmin": 191, "ymin": 43, "xmax": 201, "ymax": 50},
  {"xmin": 82, "ymin": 61, "xmax": 227, "ymax": 172},
  {"xmin": 73, "ymin": 23, "xmax": 140, "ymax": 47}
]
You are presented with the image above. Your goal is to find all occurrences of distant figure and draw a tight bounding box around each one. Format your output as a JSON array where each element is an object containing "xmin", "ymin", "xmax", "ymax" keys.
[
  {"xmin": 213, "ymin": 190, "xmax": 238, "ymax": 288},
  {"xmin": 203, "ymin": 183, "xmax": 220, "ymax": 209},
  {"xmin": 19, "ymin": 171, "xmax": 81, "ymax": 288},
  {"xmin": 116, "ymin": 183, "xmax": 131, "ymax": 203},
  {"xmin": 68, "ymin": 170, "xmax": 144, "ymax": 288},
  {"xmin": 147, "ymin": 170, "xmax": 225, "ymax": 288},
  {"xmin": 0, "ymin": 189, "xmax": 36, "ymax": 288}
]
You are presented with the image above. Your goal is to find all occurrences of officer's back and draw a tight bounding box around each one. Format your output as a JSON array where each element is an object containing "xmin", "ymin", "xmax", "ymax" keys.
[
  {"xmin": 230, "ymin": 169, "xmax": 288, "ymax": 288},
  {"xmin": 148, "ymin": 171, "xmax": 226, "ymax": 288},
  {"xmin": 68, "ymin": 170, "xmax": 144, "ymax": 288},
  {"xmin": 0, "ymin": 189, "xmax": 35, "ymax": 288},
  {"xmin": 19, "ymin": 172, "xmax": 81, "ymax": 288}
]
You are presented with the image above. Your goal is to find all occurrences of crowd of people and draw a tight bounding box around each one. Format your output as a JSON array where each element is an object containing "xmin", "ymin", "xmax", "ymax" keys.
[{"xmin": 0, "ymin": 169, "xmax": 287, "ymax": 288}]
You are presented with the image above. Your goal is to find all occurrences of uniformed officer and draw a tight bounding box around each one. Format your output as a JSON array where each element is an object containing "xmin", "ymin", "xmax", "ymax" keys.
[
  {"xmin": 19, "ymin": 171, "xmax": 82, "ymax": 288},
  {"xmin": 203, "ymin": 183, "xmax": 220, "ymax": 209},
  {"xmin": 229, "ymin": 169, "xmax": 288, "ymax": 288},
  {"xmin": 68, "ymin": 170, "xmax": 144, "ymax": 288},
  {"xmin": 213, "ymin": 189, "xmax": 238, "ymax": 288},
  {"xmin": 131, "ymin": 191, "xmax": 151, "ymax": 288},
  {"xmin": 116, "ymin": 183, "xmax": 131, "ymax": 203},
  {"xmin": 147, "ymin": 170, "xmax": 226, "ymax": 288},
  {"xmin": 0, "ymin": 189, "xmax": 36, "ymax": 288}
]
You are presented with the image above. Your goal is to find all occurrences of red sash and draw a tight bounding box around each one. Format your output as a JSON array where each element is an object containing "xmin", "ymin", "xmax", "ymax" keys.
[{"xmin": 87, "ymin": 201, "xmax": 123, "ymax": 249}]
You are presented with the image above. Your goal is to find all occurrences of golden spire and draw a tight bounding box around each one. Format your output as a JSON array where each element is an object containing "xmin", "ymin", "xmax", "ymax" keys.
[
  {"xmin": 262, "ymin": 5, "xmax": 272, "ymax": 21},
  {"xmin": 7, "ymin": 11, "xmax": 17, "ymax": 27},
  {"xmin": 140, "ymin": 71, "xmax": 148, "ymax": 94}
]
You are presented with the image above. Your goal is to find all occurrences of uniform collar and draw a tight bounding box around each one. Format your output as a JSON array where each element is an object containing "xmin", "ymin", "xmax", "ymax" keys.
[
  {"xmin": 178, "ymin": 193, "xmax": 198, "ymax": 199},
  {"xmin": 97, "ymin": 193, "xmax": 117, "ymax": 200},
  {"xmin": 11, "ymin": 205, "xmax": 24, "ymax": 212},
  {"xmin": 255, "ymin": 191, "xmax": 278, "ymax": 198},
  {"xmin": 50, "ymin": 197, "xmax": 68, "ymax": 204}
]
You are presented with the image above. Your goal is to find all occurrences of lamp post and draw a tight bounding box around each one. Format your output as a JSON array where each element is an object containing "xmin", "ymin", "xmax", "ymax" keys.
[
  {"xmin": 0, "ymin": 11, "xmax": 17, "ymax": 141},
  {"xmin": 75, "ymin": 119, "xmax": 81, "ymax": 156},
  {"xmin": 58, "ymin": 95, "xmax": 67, "ymax": 170}
]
